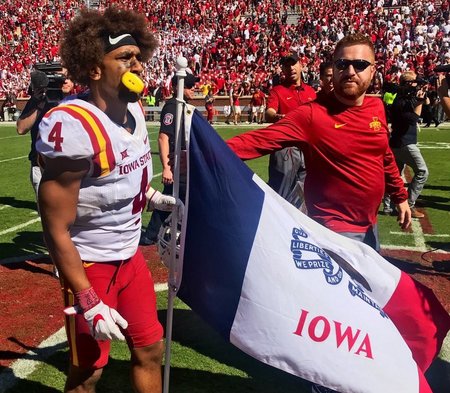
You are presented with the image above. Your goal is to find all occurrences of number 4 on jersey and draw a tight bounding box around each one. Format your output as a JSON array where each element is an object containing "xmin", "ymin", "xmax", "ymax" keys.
[{"xmin": 48, "ymin": 121, "xmax": 64, "ymax": 152}]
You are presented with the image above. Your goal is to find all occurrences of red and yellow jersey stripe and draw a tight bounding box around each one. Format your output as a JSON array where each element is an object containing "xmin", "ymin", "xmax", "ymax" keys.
[{"xmin": 45, "ymin": 104, "xmax": 116, "ymax": 177}]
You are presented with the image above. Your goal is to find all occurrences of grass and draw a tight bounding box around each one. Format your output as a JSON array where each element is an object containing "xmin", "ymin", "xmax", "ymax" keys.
[
  {"xmin": 377, "ymin": 127, "xmax": 450, "ymax": 248},
  {"xmin": 5, "ymin": 292, "xmax": 305, "ymax": 393},
  {"xmin": 2, "ymin": 122, "xmax": 449, "ymax": 260},
  {"xmin": 1, "ymin": 121, "xmax": 450, "ymax": 392}
]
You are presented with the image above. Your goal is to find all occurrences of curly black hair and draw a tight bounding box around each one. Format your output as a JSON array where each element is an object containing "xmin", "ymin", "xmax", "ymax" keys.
[{"xmin": 60, "ymin": 7, "xmax": 158, "ymax": 86}]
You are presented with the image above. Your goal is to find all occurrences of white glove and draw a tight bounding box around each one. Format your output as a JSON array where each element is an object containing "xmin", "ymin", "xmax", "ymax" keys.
[
  {"xmin": 83, "ymin": 301, "xmax": 128, "ymax": 341},
  {"xmin": 64, "ymin": 287, "xmax": 128, "ymax": 341},
  {"xmin": 146, "ymin": 186, "xmax": 184, "ymax": 217}
]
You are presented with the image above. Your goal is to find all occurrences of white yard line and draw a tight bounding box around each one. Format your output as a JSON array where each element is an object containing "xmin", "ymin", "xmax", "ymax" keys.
[
  {"xmin": 418, "ymin": 143, "xmax": 450, "ymax": 149},
  {"xmin": 0, "ymin": 135, "xmax": 21, "ymax": 140},
  {"xmin": 418, "ymin": 142, "xmax": 450, "ymax": 149},
  {"xmin": 0, "ymin": 204, "xmax": 12, "ymax": 211},
  {"xmin": 0, "ymin": 327, "xmax": 67, "ymax": 393},
  {"xmin": 381, "ymin": 244, "xmax": 432, "ymax": 252},
  {"xmin": 383, "ymin": 217, "xmax": 428, "ymax": 253},
  {"xmin": 389, "ymin": 232, "xmax": 450, "ymax": 238},
  {"xmin": 154, "ymin": 282, "xmax": 169, "ymax": 292},
  {"xmin": 0, "ymin": 218, "xmax": 41, "ymax": 236},
  {"xmin": 418, "ymin": 146, "xmax": 450, "ymax": 149},
  {"xmin": 0, "ymin": 283, "xmax": 169, "ymax": 393},
  {"xmin": 411, "ymin": 218, "xmax": 428, "ymax": 251},
  {"xmin": 0, "ymin": 156, "xmax": 27, "ymax": 163}
]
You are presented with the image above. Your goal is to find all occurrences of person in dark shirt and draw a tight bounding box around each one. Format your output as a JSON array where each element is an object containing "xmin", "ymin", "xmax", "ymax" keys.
[
  {"xmin": 16, "ymin": 68, "xmax": 74, "ymax": 199},
  {"xmin": 384, "ymin": 71, "xmax": 429, "ymax": 219},
  {"xmin": 140, "ymin": 73, "xmax": 197, "ymax": 245},
  {"xmin": 438, "ymin": 73, "xmax": 450, "ymax": 118}
]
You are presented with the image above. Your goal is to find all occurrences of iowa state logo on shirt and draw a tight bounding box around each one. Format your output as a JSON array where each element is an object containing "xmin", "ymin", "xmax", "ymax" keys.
[{"xmin": 369, "ymin": 117, "xmax": 382, "ymax": 131}]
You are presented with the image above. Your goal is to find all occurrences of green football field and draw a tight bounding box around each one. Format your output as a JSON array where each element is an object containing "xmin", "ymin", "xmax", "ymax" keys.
[
  {"xmin": 1, "ymin": 122, "xmax": 450, "ymax": 262},
  {"xmin": 0, "ymin": 121, "xmax": 449, "ymax": 392}
]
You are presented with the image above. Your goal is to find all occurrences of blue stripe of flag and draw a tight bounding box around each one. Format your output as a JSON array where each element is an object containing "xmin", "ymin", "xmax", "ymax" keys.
[{"xmin": 178, "ymin": 111, "xmax": 265, "ymax": 338}]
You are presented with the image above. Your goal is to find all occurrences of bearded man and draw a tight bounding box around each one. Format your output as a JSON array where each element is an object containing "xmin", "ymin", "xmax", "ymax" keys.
[{"xmin": 227, "ymin": 33, "xmax": 411, "ymax": 252}]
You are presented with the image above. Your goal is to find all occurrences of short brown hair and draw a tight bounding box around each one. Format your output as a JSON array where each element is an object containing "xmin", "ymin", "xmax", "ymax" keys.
[
  {"xmin": 399, "ymin": 71, "xmax": 417, "ymax": 85},
  {"xmin": 60, "ymin": 7, "xmax": 158, "ymax": 86},
  {"xmin": 333, "ymin": 33, "xmax": 375, "ymax": 61}
]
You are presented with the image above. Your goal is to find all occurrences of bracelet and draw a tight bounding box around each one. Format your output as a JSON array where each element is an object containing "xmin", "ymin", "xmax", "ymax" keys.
[{"xmin": 74, "ymin": 287, "xmax": 100, "ymax": 312}]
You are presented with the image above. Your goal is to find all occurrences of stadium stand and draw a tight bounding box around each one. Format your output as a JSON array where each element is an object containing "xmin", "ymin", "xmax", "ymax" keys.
[{"xmin": 0, "ymin": 0, "xmax": 449, "ymax": 107}]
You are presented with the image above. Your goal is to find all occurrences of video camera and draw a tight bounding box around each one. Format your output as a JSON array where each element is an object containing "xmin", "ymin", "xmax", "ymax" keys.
[
  {"xmin": 398, "ymin": 76, "xmax": 429, "ymax": 99},
  {"xmin": 411, "ymin": 76, "xmax": 429, "ymax": 85},
  {"xmin": 31, "ymin": 62, "xmax": 66, "ymax": 103}
]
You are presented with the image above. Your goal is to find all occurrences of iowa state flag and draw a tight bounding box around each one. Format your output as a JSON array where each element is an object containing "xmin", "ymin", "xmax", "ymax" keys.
[{"xmin": 176, "ymin": 108, "xmax": 450, "ymax": 393}]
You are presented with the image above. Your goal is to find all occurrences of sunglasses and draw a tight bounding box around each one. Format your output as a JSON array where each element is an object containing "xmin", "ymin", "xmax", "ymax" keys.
[{"xmin": 334, "ymin": 59, "xmax": 373, "ymax": 72}]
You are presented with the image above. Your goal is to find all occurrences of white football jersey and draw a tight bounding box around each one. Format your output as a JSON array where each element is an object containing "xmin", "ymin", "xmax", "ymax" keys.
[{"xmin": 37, "ymin": 98, "xmax": 152, "ymax": 261}]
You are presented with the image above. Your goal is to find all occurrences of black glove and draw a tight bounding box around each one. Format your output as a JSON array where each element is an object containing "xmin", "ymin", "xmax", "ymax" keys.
[
  {"xmin": 29, "ymin": 70, "xmax": 49, "ymax": 110},
  {"xmin": 27, "ymin": 87, "xmax": 48, "ymax": 112},
  {"xmin": 32, "ymin": 87, "xmax": 47, "ymax": 101}
]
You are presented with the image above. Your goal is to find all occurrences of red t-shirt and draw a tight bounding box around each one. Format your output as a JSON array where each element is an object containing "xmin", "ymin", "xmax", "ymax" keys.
[
  {"xmin": 251, "ymin": 90, "xmax": 265, "ymax": 106},
  {"xmin": 266, "ymin": 83, "xmax": 316, "ymax": 115},
  {"xmin": 227, "ymin": 95, "xmax": 407, "ymax": 233}
]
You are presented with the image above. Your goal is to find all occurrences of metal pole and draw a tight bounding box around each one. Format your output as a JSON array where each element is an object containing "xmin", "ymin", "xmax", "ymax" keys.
[{"xmin": 162, "ymin": 56, "xmax": 187, "ymax": 393}]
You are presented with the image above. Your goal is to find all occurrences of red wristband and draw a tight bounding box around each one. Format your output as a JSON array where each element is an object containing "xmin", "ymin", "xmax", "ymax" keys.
[{"xmin": 74, "ymin": 287, "xmax": 100, "ymax": 313}]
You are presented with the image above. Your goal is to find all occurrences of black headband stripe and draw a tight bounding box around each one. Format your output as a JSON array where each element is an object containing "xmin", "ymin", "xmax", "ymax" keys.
[{"xmin": 104, "ymin": 33, "xmax": 138, "ymax": 53}]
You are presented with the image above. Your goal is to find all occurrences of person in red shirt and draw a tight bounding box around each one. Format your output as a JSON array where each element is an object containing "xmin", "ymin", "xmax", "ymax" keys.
[
  {"xmin": 249, "ymin": 86, "xmax": 266, "ymax": 124},
  {"xmin": 214, "ymin": 71, "xmax": 226, "ymax": 95},
  {"xmin": 265, "ymin": 52, "xmax": 316, "ymax": 208},
  {"xmin": 227, "ymin": 33, "xmax": 411, "ymax": 252},
  {"xmin": 230, "ymin": 81, "xmax": 243, "ymax": 125}
]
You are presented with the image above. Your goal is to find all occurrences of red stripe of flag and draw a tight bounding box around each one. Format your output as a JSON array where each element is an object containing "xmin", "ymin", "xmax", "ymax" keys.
[{"xmin": 383, "ymin": 271, "xmax": 450, "ymax": 372}]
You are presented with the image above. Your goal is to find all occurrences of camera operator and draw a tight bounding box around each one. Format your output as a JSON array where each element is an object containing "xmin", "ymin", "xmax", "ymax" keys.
[
  {"xmin": 16, "ymin": 67, "xmax": 74, "ymax": 197},
  {"xmin": 385, "ymin": 71, "xmax": 429, "ymax": 219}
]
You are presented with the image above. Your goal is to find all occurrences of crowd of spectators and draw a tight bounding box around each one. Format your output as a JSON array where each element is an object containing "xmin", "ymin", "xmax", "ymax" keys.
[{"xmin": 0, "ymin": 0, "xmax": 449, "ymax": 100}]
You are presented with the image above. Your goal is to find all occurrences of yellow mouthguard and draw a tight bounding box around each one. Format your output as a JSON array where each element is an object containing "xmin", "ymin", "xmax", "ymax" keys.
[{"xmin": 121, "ymin": 72, "xmax": 144, "ymax": 94}]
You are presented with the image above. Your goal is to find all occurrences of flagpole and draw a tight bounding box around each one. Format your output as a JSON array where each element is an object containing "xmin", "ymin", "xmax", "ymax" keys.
[{"xmin": 163, "ymin": 56, "xmax": 187, "ymax": 393}]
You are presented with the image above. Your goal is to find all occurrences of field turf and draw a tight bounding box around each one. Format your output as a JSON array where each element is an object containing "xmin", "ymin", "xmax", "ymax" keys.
[{"xmin": 0, "ymin": 122, "xmax": 449, "ymax": 392}]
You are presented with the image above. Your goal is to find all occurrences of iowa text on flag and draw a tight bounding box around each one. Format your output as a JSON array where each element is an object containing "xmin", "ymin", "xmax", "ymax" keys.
[{"xmin": 177, "ymin": 109, "xmax": 450, "ymax": 393}]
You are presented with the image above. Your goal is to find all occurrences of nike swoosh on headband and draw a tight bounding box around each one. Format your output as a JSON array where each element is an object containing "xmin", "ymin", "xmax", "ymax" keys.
[
  {"xmin": 104, "ymin": 33, "xmax": 138, "ymax": 54},
  {"xmin": 109, "ymin": 34, "xmax": 132, "ymax": 45}
]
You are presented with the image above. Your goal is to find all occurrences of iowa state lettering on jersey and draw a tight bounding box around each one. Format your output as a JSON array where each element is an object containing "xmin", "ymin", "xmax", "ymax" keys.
[{"xmin": 119, "ymin": 150, "xmax": 151, "ymax": 175}]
